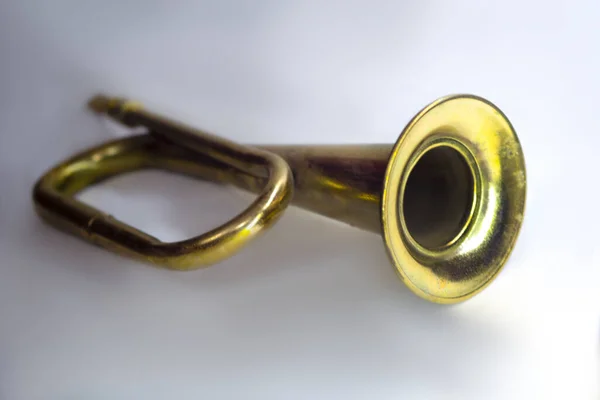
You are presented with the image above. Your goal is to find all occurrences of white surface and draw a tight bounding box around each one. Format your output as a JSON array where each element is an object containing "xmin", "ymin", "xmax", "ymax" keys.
[{"xmin": 1, "ymin": 1, "xmax": 599, "ymax": 399}]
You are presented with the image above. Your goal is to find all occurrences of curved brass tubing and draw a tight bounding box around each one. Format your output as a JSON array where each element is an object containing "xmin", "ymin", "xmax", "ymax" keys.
[
  {"xmin": 33, "ymin": 94, "xmax": 526, "ymax": 303},
  {"xmin": 33, "ymin": 110, "xmax": 294, "ymax": 270}
]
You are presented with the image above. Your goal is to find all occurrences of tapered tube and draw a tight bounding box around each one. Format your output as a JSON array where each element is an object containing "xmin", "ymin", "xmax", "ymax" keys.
[{"xmin": 257, "ymin": 145, "xmax": 390, "ymax": 233}]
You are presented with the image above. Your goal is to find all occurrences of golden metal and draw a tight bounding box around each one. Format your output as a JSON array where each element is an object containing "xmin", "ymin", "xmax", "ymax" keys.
[
  {"xmin": 33, "ymin": 94, "xmax": 526, "ymax": 304},
  {"xmin": 33, "ymin": 96, "xmax": 295, "ymax": 269}
]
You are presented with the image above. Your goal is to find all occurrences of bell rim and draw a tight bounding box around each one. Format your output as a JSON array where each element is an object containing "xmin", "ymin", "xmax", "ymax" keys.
[{"xmin": 381, "ymin": 94, "xmax": 527, "ymax": 304}]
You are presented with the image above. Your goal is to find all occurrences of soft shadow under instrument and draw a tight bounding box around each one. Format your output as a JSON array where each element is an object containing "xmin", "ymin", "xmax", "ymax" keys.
[{"xmin": 33, "ymin": 94, "xmax": 526, "ymax": 304}]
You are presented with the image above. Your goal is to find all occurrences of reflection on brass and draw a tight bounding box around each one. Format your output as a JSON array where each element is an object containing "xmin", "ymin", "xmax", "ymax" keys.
[{"xmin": 32, "ymin": 94, "xmax": 526, "ymax": 303}]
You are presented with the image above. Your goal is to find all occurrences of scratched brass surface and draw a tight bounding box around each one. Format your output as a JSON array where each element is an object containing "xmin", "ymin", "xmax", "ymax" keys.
[{"xmin": 32, "ymin": 94, "xmax": 526, "ymax": 303}]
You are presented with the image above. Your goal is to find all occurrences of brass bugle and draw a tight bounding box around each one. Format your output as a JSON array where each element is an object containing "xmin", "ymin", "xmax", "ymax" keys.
[{"xmin": 32, "ymin": 94, "xmax": 526, "ymax": 304}]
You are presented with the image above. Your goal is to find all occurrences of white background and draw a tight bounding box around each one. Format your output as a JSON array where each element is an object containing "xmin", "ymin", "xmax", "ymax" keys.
[{"xmin": 1, "ymin": 1, "xmax": 599, "ymax": 399}]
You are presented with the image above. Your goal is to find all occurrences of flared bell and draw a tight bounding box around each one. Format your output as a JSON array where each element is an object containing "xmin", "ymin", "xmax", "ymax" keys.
[
  {"xmin": 32, "ymin": 94, "xmax": 526, "ymax": 304},
  {"xmin": 258, "ymin": 96, "xmax": 527, "ymax": 303}
]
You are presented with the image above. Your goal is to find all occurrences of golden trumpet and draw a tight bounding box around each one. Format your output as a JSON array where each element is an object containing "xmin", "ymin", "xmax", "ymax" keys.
[{"xmin": 33, "ymin": 94, "xmax": 526, "ymax": 304}]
